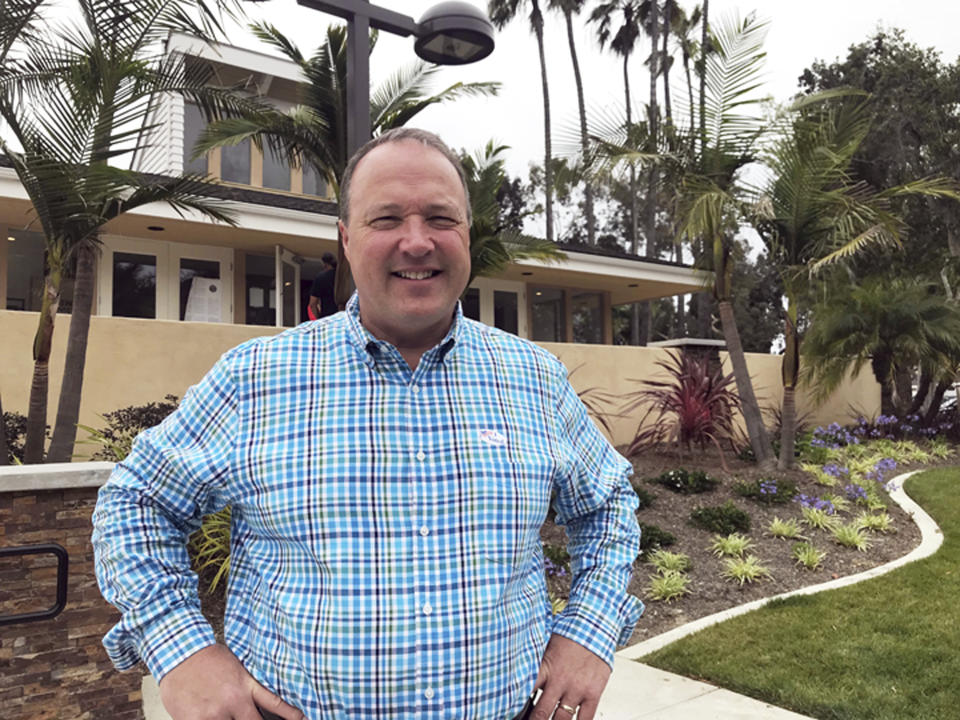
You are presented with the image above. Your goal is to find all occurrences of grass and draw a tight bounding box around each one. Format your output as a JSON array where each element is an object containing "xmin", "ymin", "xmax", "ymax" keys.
[{"xmin": 639, "ymin": 467, "xmax": 960, "ymax": 720}]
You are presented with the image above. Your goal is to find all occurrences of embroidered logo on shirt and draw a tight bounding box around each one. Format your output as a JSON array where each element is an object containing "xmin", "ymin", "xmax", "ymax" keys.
[{"xmin": 478, "ymin": 429, "xmax": 508, "ymax": 447}]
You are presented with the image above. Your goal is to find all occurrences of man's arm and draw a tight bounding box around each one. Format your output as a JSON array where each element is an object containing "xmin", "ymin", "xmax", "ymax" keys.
[
  {"xmin": 308, "ymin": 295, "xmax": 321, "ymax": 319},
  {"xmin": 532, "ymin": 371, "xmax": 643, "ymax": 719},
  {"xmin": 92, "ymin": 348, "xmax": 304, "ymax": 719}
]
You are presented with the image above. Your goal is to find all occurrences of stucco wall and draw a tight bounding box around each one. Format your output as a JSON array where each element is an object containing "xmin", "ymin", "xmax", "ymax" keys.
[{"xmin": 0, "ymin": 310, "xmax": 879, "ymax": 452}]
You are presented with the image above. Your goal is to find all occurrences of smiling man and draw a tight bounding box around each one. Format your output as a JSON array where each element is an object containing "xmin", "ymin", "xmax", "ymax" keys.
[{"xmin": 93, "ymin": 128, "xmax": 642, "ymax": 720}]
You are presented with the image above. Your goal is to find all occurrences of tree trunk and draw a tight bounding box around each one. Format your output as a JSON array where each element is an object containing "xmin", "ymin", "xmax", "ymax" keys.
[
  {"xmin": 24, "ymin": 270, "xmax": 61, "ymax": 463},
  {"xmin": 625, "ymin": 54, "xmax": 640, "ymax": 345},
  {"xmin": 922, "ymin": 380, "xmax": 950, "ymax": 425},
  {"xmin": 717, "ymin": 298, "xmax": 774, "ymax": 467},
  {"xmin": 563, "ymin": 9, "xmax": 595, "ymax": 245},
  {"xmin": 892, "ymin": 364, "xmax": 913, "ymax": 416},
  {"xmin": 642, "ymin": 0, "xmax": 659, "ymax": 347},
  {"xmin": 907, "ymin": 368, "xmax": 932, "ymax": 417},
  {"xmin": 661, "ymin": 1, "xmax": 673, "ymax": 125},
  {"xmin": 47, "ymin": 241, "xmax": 97, "ymax": 462},
  {"xmin": 0, "ymin": 392, "xmax": 8, "ymax": 466},
  {"xmin": 532, "ymin": 5, "xmax": 554, "ymax": 244},
  {"xmin": 778, "ymin": 300, "xmax": 800, "ymax": 469},
  {"xmin": 699, "ymin": 0, "xmax": 709, "ymax": 161},
  {"xmin": 684, "ymin": 56, "xmax": 695, "ymax": 138}
]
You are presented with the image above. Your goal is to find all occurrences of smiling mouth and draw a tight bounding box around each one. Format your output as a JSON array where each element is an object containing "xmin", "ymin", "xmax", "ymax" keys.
[{"xmin": 393, "ymin": 270, "xmax": 440, "ymax": 280}]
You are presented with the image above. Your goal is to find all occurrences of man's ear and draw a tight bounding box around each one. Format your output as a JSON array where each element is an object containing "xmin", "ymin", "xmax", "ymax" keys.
[{"xmin": 338, "ymin": 220, "xmax": 350, "ymax": 261}]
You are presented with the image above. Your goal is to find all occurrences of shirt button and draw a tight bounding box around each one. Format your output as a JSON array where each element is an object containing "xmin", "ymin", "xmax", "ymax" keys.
[
  {"xmin": 410, "ymin": 384, "xmax": 420, "ymax": 394},
  {"xmin": 416, "ymin": 450, "xmax": 426, "ymax": 461},
  {"xmin": 419, "ymin": 526, "xmax": 430, "ymax": 537},
  {"xmin": 422, "ymin": 603, "xmax": 433, "ymax": 615},
  {"xmin": 424, "ymin": 688, "xmax": 435, "ymax": 700}
]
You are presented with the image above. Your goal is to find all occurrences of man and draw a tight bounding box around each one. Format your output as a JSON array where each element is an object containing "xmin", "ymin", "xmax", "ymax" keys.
[
  {"xmin": 307, "ymin": 252, "xmax": 337, "ymax": 320},
  {"xmin": 93, "ymin": 128, "xmax": 642, "ymax": 720}
]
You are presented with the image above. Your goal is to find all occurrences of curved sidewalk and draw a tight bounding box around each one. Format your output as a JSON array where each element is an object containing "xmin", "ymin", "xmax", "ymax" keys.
[{"xmin": 604, "ymin": 470, "xmax": 942, "ymax": 719}]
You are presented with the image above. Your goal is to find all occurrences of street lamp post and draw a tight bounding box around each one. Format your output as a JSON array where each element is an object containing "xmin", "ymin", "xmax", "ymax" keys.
[
  {"xmin": 296, "ymin": 0, "xmax": 495, "ymax": 155},
  {"xmin": 293, "ymin": 0, "xmax": 495, "ymax": 306}
]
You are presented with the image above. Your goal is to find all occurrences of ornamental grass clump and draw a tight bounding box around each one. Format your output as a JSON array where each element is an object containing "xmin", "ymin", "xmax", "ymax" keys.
[
  {"xmin": 721, "ymin": 555, "xmax": 772, "ymax": 585},
  {"xmin": 649, "ymin": 549, "xmax": 692, "ymax": 573},
  {"xmin": 832, "ymin": 522, "xmax": 872, "ymax": 551},
  {"xmin": 800, "ymin": 504, "xmax": 837, "ymax": 531},
  {"xmin": 856, "ymin": 512, "xmax": 893, "ymax": 533},
  {"xmin": 624, "ymin": 350, "xmax": 741, "ymax": 471},
  {"xmin": 647, "ymin": 569, "xmax": 692, "ymax": 602},
  {"xmin": 768, "ymin": 516, "xmax": 803, "ymax": 539},
  {"xmin": 709, "ymin": 532, "xmax": 753, "ymax": 557},
  {"xmin": 792, "ymin": 542, "xmax": 826, "ymax": 570}
]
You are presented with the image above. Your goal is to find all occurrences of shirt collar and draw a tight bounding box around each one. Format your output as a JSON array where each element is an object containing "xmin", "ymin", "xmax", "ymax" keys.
[{"xmin": 344, "ymin": 292, "xmax": 462, "ymax": 369}]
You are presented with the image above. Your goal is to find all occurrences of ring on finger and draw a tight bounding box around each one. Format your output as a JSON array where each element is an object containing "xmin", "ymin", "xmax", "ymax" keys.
[{"xmin": 557, "ymin": 702, "xmax": 578, "ymax": 714}]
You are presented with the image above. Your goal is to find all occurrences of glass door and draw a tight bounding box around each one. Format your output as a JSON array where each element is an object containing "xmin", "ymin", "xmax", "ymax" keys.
[
  {"xmin": 169, "ymin": 245, "xmax": 234, "ymax": 323},
  {"xmin": 275, "ymin": 245, "xmax": 301, "ymax": 327}
]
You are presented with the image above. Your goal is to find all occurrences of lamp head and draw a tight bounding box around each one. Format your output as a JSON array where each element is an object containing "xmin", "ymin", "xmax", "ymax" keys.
[{"xmin": 414, "ymin": 2, "xmax": 495, "ymax": 65}]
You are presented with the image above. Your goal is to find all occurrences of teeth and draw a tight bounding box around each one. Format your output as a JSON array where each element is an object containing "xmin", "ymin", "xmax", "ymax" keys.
[{"xmin": 397, "ymin": 270, "xmax": 434, "ymax": 280}]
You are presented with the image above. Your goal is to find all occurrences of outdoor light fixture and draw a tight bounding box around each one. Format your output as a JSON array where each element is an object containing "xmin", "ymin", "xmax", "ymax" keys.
[
  {"xmin": 147, "ymin": 226, "xmax": 165, "ymax": 231},
  {"xmin": 414, "ymin": 2, "xmax": 495, "ymax": 65}
]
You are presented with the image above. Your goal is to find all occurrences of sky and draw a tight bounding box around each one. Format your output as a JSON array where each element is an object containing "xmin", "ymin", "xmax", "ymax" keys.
[{"xmin": 235, "ymin": 0, "xmax": 960, "ymax": 178}]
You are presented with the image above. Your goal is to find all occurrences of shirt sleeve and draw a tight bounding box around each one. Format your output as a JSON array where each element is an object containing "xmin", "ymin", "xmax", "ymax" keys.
[
  {"xmin": 92, "ymin": 350, "xmax": 241, "ymax": 681},
  {"xmin": 547, "ymin": 371, "xmax": 644, "ymax": 668}
]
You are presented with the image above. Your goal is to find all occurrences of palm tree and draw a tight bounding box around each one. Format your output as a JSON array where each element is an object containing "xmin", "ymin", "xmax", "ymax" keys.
[
  {"xmin": 460, "ymin": 142, "xmax": 566, "ymax": 286},
  {"xmin": 194, "ymin": 22, "xmax": 498, "ymax": 307},
  {"xmin": 753, "ymin": 96, "xmax": 960, "ymax": 467},
  {"xmin": 1, "ymin": 0, "xmax": 249, "ymax": 463},
  {"xmin": 803, "ymin": 277, "xmax": 960, "ymax": 418},
  {"xmin": 489, "ymin": 0, "xmax": 555, "ymax": 244},
  {"xmin": 639, "ymin": 0, "xmax": 659, "ymax": 344},
  {"xmin": 590, "ymin": 0, "xmax": 643, "ymax": 342},
  {"xmin": 674, "ymin": 12, "xmax": 774, "ymax": 467},
  {"xmin": 547, "ymin": 0, "xmax": 596, "ymax": 247}
]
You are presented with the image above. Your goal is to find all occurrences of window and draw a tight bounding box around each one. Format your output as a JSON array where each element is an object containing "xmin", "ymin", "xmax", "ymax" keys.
[
  {"xmin": 113, "ymin": 252, "xmax": 157, "ymax": 318},
  {"xmin": 571, "ymin": 292, "xmax": 603, "ymax": 344},
  {"xmin": 4, "ymin": 230, "xmax": 75, "ymax": 313},
  {"xmin": 183, "ymin": 103, "xmax": 207, "ymax": 175},
  {"xmin": 262, "ymin": 147, "xmax": 291, "ymax": 191},
  {"xmin": 303, "ymin": 164, "xmax": 328, "ymax": 198},
  {"xmin": 531, "ymin": 288, "xmax": 564, "ymax": 342},
  {"xmin": 221, "ymin": 138, "xmax": 251, "ymax": 184},
  {"xmin": 462, "ymin": 288, "xmax": 480, "ymax": 321},
  {"xmin": 494, "ymin": 290, "xmax": 518, "ymax": 335}
]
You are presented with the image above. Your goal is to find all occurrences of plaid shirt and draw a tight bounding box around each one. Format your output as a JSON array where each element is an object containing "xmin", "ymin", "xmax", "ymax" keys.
[{"xmin": 93, "ymin": 295, "xmax": 642, "ymax": 719}]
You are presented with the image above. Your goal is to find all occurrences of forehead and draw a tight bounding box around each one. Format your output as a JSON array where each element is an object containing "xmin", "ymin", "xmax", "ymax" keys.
[{"xmin": 349, "ymin": 140, "xmax": 466, "ymax": 212}]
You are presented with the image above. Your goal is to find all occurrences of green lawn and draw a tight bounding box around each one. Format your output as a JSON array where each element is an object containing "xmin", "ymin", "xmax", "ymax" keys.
[{"xmin": 640, "ymin": 467, "xmax": 960, "ymax": 720}]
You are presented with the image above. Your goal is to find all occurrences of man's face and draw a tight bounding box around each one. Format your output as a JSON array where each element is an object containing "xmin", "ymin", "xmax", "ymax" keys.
[{"xmin": 340, "ymin": 140, "xmax": 471, "ymax": 347}]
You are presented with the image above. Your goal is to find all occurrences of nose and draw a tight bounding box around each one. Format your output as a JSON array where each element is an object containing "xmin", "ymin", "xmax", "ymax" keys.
[{"xmin": 397, "ymin": 215, "xmax": 435, "ymax": 257}]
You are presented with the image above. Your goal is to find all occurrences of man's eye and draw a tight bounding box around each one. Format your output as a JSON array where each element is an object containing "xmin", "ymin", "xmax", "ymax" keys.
[
  {"xmin": 370, "ymin": 216, "xmax": 401, "ymax": 227},
  {"xmin": 430, "ymin": 216, "xmax": 459, "ymax": 228}
]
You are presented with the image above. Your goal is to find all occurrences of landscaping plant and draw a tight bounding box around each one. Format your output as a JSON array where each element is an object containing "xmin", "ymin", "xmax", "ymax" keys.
[
  {"xmin": 649, "ymin": 550, "xmax": 693, "ymax": 574},
  {"xmin": 648, "ymin": 570, "xmax": 692, "ymax": 603},
  {"xmin": 721, "ymin": 555, "xmax": 772, "ymax": 585},
  {"xmin": 624, "ymin": 351, "xmax": 742, "ymax": 471},
  {"xmin": 791, "ymin": 542, "xmax": 826, "ymax": 570},
  {"xmin": 690, "ymin": 501, "xmax": 752, "ymax": 535},
  {"xmin": 709, "ymin": 533, "xmax": 754, "ymax": 558},
  {"xmin": 648, "ymin": 468, "xmax": 720, "ymax": 495}
]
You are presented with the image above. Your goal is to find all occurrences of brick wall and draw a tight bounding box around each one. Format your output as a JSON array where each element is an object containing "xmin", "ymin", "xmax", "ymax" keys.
[{"xmin": 1, "ymin": 481, "xmax": 145, "ymax": 719}]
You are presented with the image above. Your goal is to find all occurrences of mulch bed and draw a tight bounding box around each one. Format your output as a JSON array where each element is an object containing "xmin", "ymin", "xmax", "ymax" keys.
[{"xmin": 542, "ymin": 448, "xmax": 933, "ymax": 648}]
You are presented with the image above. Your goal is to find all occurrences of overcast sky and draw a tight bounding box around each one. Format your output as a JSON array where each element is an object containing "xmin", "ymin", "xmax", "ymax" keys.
[{"xmin": 237, "ymin": 0, "xmax": 960, "ymax": 178}]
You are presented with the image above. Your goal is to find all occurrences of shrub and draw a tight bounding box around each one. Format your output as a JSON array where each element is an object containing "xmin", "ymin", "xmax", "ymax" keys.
[
  {"xmin": 856, "ymin": 512, "xmax": 893, "ymax": 533},
  {"xmin": 638, "ymin": 522, "xmax": 677, "ymax": 557},
  {"xmin": 2, "ymin": 410, "xmax": 28, "ymax": 464},
  {"xmin": 543, "ymin": 543, "xmax": 571, "ymax": 578},
  {"xmin": 647, "ymin": 570, "xmax": 691, "ymax": 602},
  {"xmin": 623, "ymin": 350, "xmax": 741, "ymax": 467},
  {"xmin": 188, "ymin": 507, "xmax": 232, "ymax": 593},
  {"xmin": 768, "ymin": 517, "xmax": 803, "ymax": 540},
  {"xmin": 734, "ymin": 477, "xmax": 798, "ymax": 504},
  {"xmin": 832, "ymin": 522, "xmax": 871, "ymax": 551},
  {"xmin": 81, "ymin": 395, "xmax": 179, "ymax": 461},
  {"xmin": 630, "ymin": 481, "xmax": 656, "ymax": 510},
  {"xmin": 800, "ymin": 505, "xmax": 837, "ymax": 531},
  {"xmin": 649, "ymin": 468, "xmax": 720, "ymax": 495},
  {"xmin": 690, "ymin": 501, "xmax": 751, "ymax": 535}
]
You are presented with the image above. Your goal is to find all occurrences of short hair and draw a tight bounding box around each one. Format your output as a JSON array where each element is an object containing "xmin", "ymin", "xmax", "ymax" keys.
[
  {"xmin": 339, "ymin": 127, "xmax": 472, "ymax": 226},
  {"xmin": 321, "ymin": 251, "xmax": 337, "ymax": 268}
]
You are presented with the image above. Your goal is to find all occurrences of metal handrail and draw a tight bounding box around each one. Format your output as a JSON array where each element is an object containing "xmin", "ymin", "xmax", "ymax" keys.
[{"xmin": 0, "ymin": 543, "xmax": 69, "ymax": 627}]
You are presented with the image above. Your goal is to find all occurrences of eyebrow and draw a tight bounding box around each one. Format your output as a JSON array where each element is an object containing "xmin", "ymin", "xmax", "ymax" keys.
[{"xmin": 364, "ymin": 202, "xmax": 464, "ymax": 220}]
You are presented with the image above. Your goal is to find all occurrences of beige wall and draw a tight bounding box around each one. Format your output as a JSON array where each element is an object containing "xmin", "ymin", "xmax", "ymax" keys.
[{"xmin": 1, "ymin": 310, "xmax": 879, "ymax": 453}]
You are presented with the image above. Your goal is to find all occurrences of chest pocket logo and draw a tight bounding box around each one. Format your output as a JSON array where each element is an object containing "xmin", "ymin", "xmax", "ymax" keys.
[{"xmin": 478, "ymin": 428, "xmax": 508, "ymax": 447}]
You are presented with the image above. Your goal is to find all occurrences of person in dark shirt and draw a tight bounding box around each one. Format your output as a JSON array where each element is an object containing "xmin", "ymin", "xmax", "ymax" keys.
[{"xmin": 308, "ymin": 252, "xmax": 337, "ymax": 319}]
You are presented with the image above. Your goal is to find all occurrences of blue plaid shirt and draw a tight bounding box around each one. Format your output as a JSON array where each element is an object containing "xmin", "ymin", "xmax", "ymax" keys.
[{"xmin": 93, "ymin": 295, "xmax": 643, "ymax": 719}]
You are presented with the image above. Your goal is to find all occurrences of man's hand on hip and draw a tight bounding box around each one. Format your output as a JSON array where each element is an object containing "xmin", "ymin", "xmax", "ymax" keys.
[
  {"xmin": 159, "ymin": 643, "xmax": 305, "ymax": 720},
  {"xmin": 531, "ymin": 634, "xmax": 611, "ymax": 720}
]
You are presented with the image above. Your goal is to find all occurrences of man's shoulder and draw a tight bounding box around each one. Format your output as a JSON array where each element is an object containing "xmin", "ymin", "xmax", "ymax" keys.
[
  {"xmin": 459, "ymin": 319, "xmax": 566, "ymax": 376},
  {"xmin": 220, "ymin": 315, "xmax": 348, "ymax": 366}
]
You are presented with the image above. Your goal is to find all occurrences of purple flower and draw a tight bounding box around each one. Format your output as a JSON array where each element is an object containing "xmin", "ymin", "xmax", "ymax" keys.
[
  {"xmin": 845, "ymin": 484, "xmax": 867, "ymax": 501},
  {"xmin": 760, "ymin": 480, "xmax": 777, "ymax": 495}
]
